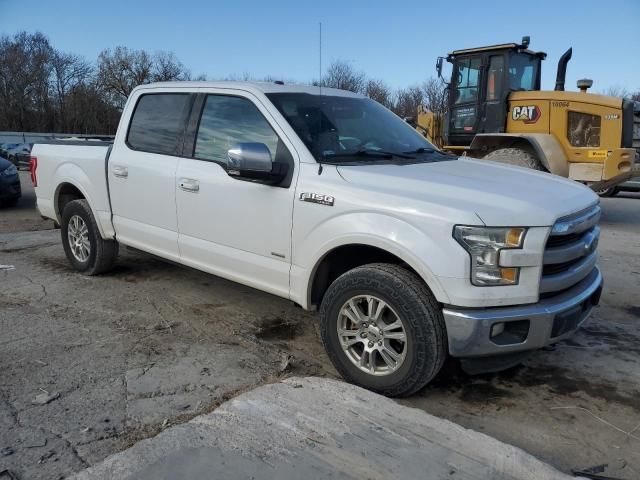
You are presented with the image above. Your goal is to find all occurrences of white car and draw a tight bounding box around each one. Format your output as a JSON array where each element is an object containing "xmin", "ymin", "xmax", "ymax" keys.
[{"xmin": 32, "ymin": 81, "xmax": 603, "ymax": 396}]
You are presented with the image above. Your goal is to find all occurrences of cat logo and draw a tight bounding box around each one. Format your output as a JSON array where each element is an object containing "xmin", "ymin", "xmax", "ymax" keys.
[{"xmin": 512, "ymin": 105, "xmax": 541, "ymax": 124}]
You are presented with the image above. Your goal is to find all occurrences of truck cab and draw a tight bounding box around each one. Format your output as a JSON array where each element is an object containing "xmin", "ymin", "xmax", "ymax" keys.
[{"xmin": 445, "ymin": 41, "xmax": 544, "ymax": 146}]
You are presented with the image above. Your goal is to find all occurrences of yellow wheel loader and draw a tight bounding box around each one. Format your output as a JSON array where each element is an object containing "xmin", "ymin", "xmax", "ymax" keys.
[{"xmin": 416, "ymin": 37, "xmax": 639, "ymax": 192}]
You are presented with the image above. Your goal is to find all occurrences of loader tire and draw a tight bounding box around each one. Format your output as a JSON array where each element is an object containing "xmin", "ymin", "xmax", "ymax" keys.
[
  {"xmin": 61, "ymin": 199, "xmax": 118, "ymax": 275},
  {"xmin": 483, "ymin": 147, "xmax": 545, "ymax": 171}
]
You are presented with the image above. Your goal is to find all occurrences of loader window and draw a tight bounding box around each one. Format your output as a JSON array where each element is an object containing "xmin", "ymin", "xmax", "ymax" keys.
[
  {"xmin": 487, "ymin": 56, "xmax": 505, "ymax": 101},
  {"xmin": 454, "ymin": 57, "xmax": 481, "ymax": 105},
  {"xmin": 509, "ymin": 54, "xmax": 539, "ymax": 91}
]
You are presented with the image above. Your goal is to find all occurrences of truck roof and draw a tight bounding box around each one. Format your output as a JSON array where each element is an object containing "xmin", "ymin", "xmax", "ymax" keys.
[{"xmin": 134, "ymin": 81, "xmax": 364, "ymax": 98}]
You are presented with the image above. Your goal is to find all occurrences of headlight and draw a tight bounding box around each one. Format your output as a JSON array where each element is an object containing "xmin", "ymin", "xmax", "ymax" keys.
[
  {"xmin": 1, "ymin": 164, "xmax": 17, "ymax": 177},
  {"xmin": 453, "ymin": 226, "xmax": 526, "ymax": 286}
]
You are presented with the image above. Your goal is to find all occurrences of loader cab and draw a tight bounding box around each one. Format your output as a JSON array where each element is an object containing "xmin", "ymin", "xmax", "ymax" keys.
[{"xmin": 444, "ymin": 41, "xmax": 546, "ymax": 146}]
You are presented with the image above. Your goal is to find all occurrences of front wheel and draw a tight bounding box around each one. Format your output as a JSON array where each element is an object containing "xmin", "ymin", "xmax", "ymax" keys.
[
  {"xmin": 482, "ymin": 146, "xmax": 545, "ymax": 171},
  {"xmin": 61, "ymin": 199, "xmax": 118, "ymax": 275},
  {"xmin": 319, "ymin": 263, "xmax": 447, "ymax": 397}
]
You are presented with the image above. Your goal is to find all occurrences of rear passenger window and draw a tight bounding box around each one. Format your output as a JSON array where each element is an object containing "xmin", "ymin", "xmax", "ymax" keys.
[
  {"xmin": 127, "ymin": 94, "xmax": 191, "ymax": 155},
  {"xmin": 194, "ymin": 95, "xmax": 279, "ymax": 164}
]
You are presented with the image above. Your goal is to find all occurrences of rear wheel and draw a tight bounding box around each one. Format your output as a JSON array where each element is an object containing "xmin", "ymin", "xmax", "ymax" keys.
[
  {"xmin": 319, "ymin": 263, "xmax": 447, "ymax": 397},
  {"xmin": 482, "ymin": 146, "xmax": 545, "ymax": 171},
  {"xmin": 596, "ymin": 187, "xmax": 619, "ymax": 198},
  {"xmin": 61, "ymin": 199, "xmax": 118, "ymax": 275}
]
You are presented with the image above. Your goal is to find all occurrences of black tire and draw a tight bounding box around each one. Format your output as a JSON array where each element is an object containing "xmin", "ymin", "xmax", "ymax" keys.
[
  {"xmin": 596, "ymin": 187, "xmax": 619, "ymax": 198},
  {"xmin": 319, "ymin": 263, "xmax": 447, "ymax": 397},
  {"xmin": 483, "ymin": 146, "xmax": 545, "ymax": 171},
  {"xmin": 61, "ymin": 199, "xmax": 118, "ymax": 275}
]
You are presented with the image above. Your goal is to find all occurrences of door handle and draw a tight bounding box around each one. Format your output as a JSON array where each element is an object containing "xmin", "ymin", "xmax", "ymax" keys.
[
  {"xmin": 179, "ymin": 178, "xmax": 200, "ymax": 193},
  {"xmin": 112, "ymin": 165, "xmax": 128, "ymax": 178}
]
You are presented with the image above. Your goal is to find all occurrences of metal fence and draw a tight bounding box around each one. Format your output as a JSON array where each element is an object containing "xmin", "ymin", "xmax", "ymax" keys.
[{"xmin": 0, "ymin": 131, "xmax": 115, "ymax": 144}]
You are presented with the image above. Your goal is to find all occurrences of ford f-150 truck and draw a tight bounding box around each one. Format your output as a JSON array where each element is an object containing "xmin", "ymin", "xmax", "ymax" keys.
[{"xmin": 32, "ymin": 81, "xmax": 603, "ymax": 396}]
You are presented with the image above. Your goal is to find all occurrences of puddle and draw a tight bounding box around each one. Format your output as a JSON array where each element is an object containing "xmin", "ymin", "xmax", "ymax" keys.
[{"xmin": 255, "ymin": 316, "xmax": 302, "ymax": 341}]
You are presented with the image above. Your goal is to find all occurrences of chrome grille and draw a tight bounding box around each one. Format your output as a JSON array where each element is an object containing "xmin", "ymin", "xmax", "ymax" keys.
[{"xmin": 541, "ymin": 204, "xmax": 601, "ymax": 295}]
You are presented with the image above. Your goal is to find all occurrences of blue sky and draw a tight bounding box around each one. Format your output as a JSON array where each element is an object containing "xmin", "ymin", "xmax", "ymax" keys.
[{"xmin": 1, "ymin": 0, "xmax": 638, "ymax": 93}]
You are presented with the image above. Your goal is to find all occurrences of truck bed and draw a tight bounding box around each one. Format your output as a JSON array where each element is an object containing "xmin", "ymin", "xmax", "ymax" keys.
[{"xmin": 32, "ymin": 141, "xmax": 115, "ymax": 239}]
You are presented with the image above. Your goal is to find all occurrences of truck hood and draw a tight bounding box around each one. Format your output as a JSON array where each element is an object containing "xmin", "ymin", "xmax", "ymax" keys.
[{"xmin": 337, "ymin": 157, "xmax": 598, "ymax": 226}]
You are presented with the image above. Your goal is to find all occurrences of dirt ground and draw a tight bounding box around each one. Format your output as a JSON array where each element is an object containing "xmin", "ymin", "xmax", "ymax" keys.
[{"xmin": 1, "ymin": 172, "xmax": 639, "ymax": 479}]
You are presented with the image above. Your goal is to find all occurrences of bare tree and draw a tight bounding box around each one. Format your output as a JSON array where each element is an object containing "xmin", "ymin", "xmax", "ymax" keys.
[
  {"xmin": 153, "ymin": 51, "xmax": 189, "ymax": 82},
  {"xmin": 421, "ymin": 77, "xmax": 448, "ymax": 114},
  {"xmin": 64, "ymin": 82, "xmax": 121, "ymax": 134},
  {"xmin": 393, "ymin": 86, "xmax": 424, "ymax": 118},
  {"xmin": 0, "ymin": 31, "xmax": 54, "ymax": 131},
  {"xmin": 365, "ymin": 79, "xmax": 393, "ymax": 108},
  {"xmin": 601, "ymin": 85, "xmax": 631, "ymax": 99},
  {"xmin": 51, "ymin": 51, "xmax": 93, "ymax": 130},
  {"xmin": 322, "ymin": 60, "xmax": 365, "ymax": 93},
  {"xmin": 97, "ymin": 47, "xmax": 154, "ymax": 108}
]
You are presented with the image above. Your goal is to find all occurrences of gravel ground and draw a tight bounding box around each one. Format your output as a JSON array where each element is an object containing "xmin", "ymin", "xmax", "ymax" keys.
[{"xmin": 1, "ymin": 176, "xmax": 639, "ymax": 479}]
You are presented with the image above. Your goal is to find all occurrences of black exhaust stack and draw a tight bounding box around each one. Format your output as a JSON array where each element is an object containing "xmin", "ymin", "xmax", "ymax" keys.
[{"xmin": 555, "ymin": 48, "xmax": 572, "ymax": 91}]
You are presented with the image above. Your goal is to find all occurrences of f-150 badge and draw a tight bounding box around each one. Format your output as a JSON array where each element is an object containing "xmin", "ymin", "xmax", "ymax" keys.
[
  {"xmin": 299, "ymin": 192, "xmax": 334, "ymax": 206},
  {"xmin": 512, "ymin": 105, "xmax": 541, "ymax": 124}
]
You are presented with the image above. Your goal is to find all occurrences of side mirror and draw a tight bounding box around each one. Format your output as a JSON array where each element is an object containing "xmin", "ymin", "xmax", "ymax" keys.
[
  {"xmin": 227, "ymin": 142, "xmax": 272, "ymax": 172},
  {"xmin": 226, "ymin": 142, "xmax": 288, "ymax": 185},
  {"xmin": 436, "ymin": 57, "xmax": 443, "ymax": 78}
]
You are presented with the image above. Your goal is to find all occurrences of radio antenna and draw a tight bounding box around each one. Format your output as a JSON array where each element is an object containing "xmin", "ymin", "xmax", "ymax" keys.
[{"xmin": 319, "ymin": 22, "xmax": 322, "ymax": 96}]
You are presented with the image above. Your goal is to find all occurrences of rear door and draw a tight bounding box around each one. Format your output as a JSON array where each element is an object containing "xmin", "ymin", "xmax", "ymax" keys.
[
  {"xmin": 174, "ymin": 90, "xmax": 297, "ymax": 298},
  {"xmin": 109, "ymin": 90, "xmax": 194, "ymax": 261}
]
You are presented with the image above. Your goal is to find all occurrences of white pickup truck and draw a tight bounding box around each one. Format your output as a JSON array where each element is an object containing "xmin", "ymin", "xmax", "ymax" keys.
[{"xmin": 33, "ymin": 81, "xmax": 603, "ymax": 396}]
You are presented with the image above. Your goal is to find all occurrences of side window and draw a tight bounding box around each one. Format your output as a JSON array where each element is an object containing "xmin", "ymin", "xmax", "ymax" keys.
[
  {"xmin": 487, "ymin": 56, "xmax": 504, "ymax": 101},
  {"xmin": 195, "ymin": 95, "xmax": 280, "ymax": 164},
  {"xmin": 127, "ymin": 94, "xmax": 191, "ymax": 155},
  {"xmin": 454, "ymin": 57, "xmax": 481, "ymax": 105}
]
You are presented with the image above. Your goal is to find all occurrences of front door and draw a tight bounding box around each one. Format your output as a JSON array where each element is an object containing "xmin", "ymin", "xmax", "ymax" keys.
[
  {"xmin": 175, "ymin": 92, "xmax": 297, "ymax": 299},
  {"xmin": 448, "ymin": 55, "xmax": 482, "ymax": 145}
]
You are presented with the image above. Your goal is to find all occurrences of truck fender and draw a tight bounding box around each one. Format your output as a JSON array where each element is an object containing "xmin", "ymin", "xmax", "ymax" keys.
[
  {"xmin": 470, "ymin": 133, "xmax": 569, "ymax": 177},
  {"xmin": 52, "ymin": 163, "xmax": 114, "ymax": 239},
  {"xmin": 292, "ymin": 212, "xmax": 453, "ymax": 309}
]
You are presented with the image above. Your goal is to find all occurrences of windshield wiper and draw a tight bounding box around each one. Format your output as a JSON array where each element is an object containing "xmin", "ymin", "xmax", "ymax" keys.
[
  {"xmin": 403, "ymin": 147, "xmax": 436, "ymax": 154},
  {"xmin": 323, "ymin": 149, "xmax": 416, "ymax": 161}
]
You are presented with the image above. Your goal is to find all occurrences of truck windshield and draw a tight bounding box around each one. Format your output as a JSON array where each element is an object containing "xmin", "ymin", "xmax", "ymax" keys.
[{"xmin": 266, "ymin": 93, "xmax": 442, "ymax": 164}]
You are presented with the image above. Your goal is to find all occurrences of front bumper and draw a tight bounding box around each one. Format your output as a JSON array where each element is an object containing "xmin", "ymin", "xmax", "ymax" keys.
[{"xmin": 442, "ymin": 267, "xmax": 603, "ymax": 358}]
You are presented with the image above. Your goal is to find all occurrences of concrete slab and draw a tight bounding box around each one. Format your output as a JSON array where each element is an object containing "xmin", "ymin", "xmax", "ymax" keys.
[{"xmin": 72, "ymin": 377, "xmax": 579, "ymax": 480}]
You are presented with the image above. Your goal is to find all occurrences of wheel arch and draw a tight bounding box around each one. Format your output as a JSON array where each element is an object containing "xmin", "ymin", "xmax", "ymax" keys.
[
  {"xmin": 54, "ymin": 181, "xmax": 87, "ymax": 223},
  {"xmin": 304, "ymin": 239, "xmax": 449, "ymax": 310},
  {"xmin": 470, "ymin": 133, "xmax": 569, "ymax": 176},
  {"xmin": 53, "ymin": 180, "xmax": 110, "ymax": 239}
]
